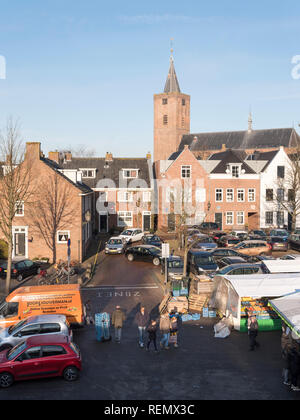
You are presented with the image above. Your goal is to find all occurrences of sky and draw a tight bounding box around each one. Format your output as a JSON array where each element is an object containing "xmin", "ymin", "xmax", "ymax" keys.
[{"xmin": 0, "ymin": 0, "xmax": 300, "ymax": 157}]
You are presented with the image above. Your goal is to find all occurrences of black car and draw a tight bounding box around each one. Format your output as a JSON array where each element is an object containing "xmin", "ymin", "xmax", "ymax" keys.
[
  {"xmin": 0, "ymin": 259, "xmax": 41, "ymax": 282},
  {"xmin": 199, "ymin": 222, "xmax": 220, "ymax": 233},
  {"xmin": 125, "ymin": 245, "xmax": 161, "ymax": 266},
  {"xmin": 142, "ymin": 235, "xmax": 164, "ymax": 248},
  {"xmin": 288, "ymin": 234, "xmax": 300, "ymax": 251},
  {"xmin": 187, "ymin": 250, "xmax": 218, "ymax": 275},
  {"xmin": 217, "ymin": 256, "xmax": 248, "ymax": 269}
]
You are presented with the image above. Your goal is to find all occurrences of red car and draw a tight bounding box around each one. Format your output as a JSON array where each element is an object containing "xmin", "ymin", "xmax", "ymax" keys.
[{"xmin": 0, "ymin": 334, "xmax": 81, "ymax": 388}]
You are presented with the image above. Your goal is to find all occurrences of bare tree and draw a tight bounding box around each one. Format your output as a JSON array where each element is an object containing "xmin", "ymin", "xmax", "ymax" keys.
[
  {"xmin": 62, "ymin": 144, "xmax": 96, "ymax": 157},
  {"xmin": 31, "ymin": 171, "xmax": 77, "ymax": 263},
  {"xmin": 0, "ymin": 118, "xmax": 33, "ymax": 293}
]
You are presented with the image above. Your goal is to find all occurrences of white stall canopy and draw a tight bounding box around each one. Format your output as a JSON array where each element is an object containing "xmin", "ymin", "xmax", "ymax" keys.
[
  {"xmin": 270, "ymin": 292, "xmax": 300, "ymax": 338},
  {"xmin": 263, "ymin": 260, "xmax": 300, "ymax": 274}
]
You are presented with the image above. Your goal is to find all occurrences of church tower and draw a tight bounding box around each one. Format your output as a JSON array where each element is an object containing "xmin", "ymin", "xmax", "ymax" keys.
[{"xmin": 154, "ymin": 53, "xmax": 190, "ymax": 162}]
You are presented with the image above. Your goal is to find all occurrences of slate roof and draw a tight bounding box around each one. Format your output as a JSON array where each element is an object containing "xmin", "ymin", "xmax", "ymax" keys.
[
  {"xmin": 60, "ymin": 157, "xmax": 152, "ymax": 189},
  {"xmin": 179, "ymin": 128, "xmax": 300, "ymax": 152},
  {"xmin": 164, "ymin": 57, "xmax": 181, "ymax": 93},
  {"xmin": 208, "ymin": 149, "xmax": 256, "ymax": 174}
]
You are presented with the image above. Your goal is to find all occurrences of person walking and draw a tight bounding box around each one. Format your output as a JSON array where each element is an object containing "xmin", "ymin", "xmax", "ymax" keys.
[
  {"xmin": 111, "ymin": 305, "xmax": 125, "ymax": 343},
  {"xmin": 84, "ymin": 300, "xmax": 94, "ymax": 325},
  {"xmin": 134, "ymin": 306, "xmax": 149, "ymax": 348},
  {"xmin": 146, "ymin": 320, "xmax": 159, "ymax": 353},
  {"xmin": 169, "ymin": 315, "xmax": 179, "ymax": 348},
  {"xmin": 159, "ymin": 313, "xmax": 171, "ymax": 350},
  {"xmin": 248, "ymin": 314, "xmax": 259, "ymax": 351}
]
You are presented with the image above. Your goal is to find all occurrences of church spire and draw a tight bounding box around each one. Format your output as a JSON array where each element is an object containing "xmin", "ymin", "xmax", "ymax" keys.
[{"xmin": 164, "ymin": 44, "xmax": 181, "ymax": 93}]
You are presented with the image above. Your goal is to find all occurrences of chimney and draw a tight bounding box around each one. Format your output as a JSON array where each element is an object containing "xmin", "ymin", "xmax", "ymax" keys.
[
  {"xmin": 48, "ymin": 151, "xmax": 60, "ymax": 164},
  {"xmin": 146, "ymin": 152, "xmax": 152, "ymax": 160},
  {"xmin": 105, "ymin": 152, "xmax": 113, "ymax": 162},
  {"xmin": 64, "ymin": 152, "xmax": 72, "ymax": 162},
  {"xmin": 26, "ymin": 142, "xmax": 41, "ymax": 160}
]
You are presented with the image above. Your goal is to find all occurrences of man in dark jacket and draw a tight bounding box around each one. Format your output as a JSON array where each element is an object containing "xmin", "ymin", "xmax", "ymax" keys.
[
  {"xmin": 112, "ymin": 306, "xmax": 126, "ymax": 343},
  {"xmin": 134, "ymin": 306, "xmax": 149, "ymax": 348},
  {"xmin": 248, "ymin": 314, "xmax": 259, "ymax": 351}
]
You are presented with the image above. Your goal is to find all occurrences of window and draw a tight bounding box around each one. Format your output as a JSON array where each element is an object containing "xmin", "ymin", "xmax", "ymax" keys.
[
  {"xmin": 57, "ymin": 231, "xmax": 70, "ymax": 244},
  {"xmin": 196, "ymin": 188, "xmax": 206, "ymax": 203},
  {"xmin": 182, "ymin": 99, "xmax": 186, "ymax": 106},
  {"xmin": 226, "ymin": 189, "xmax": 234, "ymax": 202},
  {"xmin": 277, "ymin": 211, "xmax": 284, "ymax": 226},
  {"xmin": 277, "ymin": 188, "xmax": 285, "ymax": 202},
  {"xmin": 117, "ymin": 191, "xmax": 133, "ymax": 202},
  {"xmin": 248, "ymin": 188, "xmax": 255, "ymax": 202},
  {"xmin": 24, "ymin": 260, "xmax": 34, "ymax": 268},
  {"xmin": 143, "ymin": 191, "xmax": 152, "ymax": 202},
  {"xmin": 122, "ymin": 169, "xmax": 139, "ymax": 179},
  {"xmin": 163, "ymin": 115, "xmax": 168, "ymax": 125},
  {"xmin": 226, "ymin": 212, "xmax": 234, "ymax": 225},
  {"xmin": 18, "ymin": 324, "xmax": 41, "ymax": 337},
  {"xmin": 81, "ymin": 169, "xmax": 96, "ymax": 178},
  {"xmin": 236, "ymin": 211, "xmax": 245, "ymax": 225},
  {"xmin": 118, "ymin": 211, "xmax": 133, "ymax": 227},
  {"xmin": 288, "ymin": 189, "xmax": 295, "ymax": 202},
  {"xmin": 40, "ymin": 323, "xmax": 61, "ymax": 334},
  {"xmin": 22, "ymin": 346, "xmax": 41, "ymax": 360},
  {"xmin": 162, "ymin": 98, "xmax": 168, "ymax": 105},
  {"xmin": 266, "ymin": 189, "xmax": 274, "ymax": 202},
  {"xmin": 15, "ymin": 201, "xmax": 24, "ymax": 217},
  {"xmin": 231, "ymin": 166, "xmax": 240, "ymax": 178},
  {"xmin": 41, "ymin": 346, "xmax": 67, "ymax": 357},
  {"xmin": 215, "ymin": 189, "xmax": 223, "ymax": 202},
  {"xmin": 277, "ymin": 166, "xmax": 285, "ymax": 179},
  {"xmin": 237, "ymin": 189, "xmax": 245, "ymax": 202},
  {"xmin": 181, "ymin": 165, "xmax": 191, "ymax": 179}
]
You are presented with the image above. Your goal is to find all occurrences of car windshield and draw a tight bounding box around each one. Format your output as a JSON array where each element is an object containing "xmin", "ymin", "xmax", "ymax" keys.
[
  {"xmin": 228, "ymin": 239, "xmax": 240, "ymax": 244},
  {"xmin": 108, "ymin": 239, "xmax": 123, "ymax": 245},
  {"xmin": 169, "ymin": 260, "xmax": 184, "ymax": 268},
  {"xmin": 8, "ymin": 318, "xmax": 28, "ymax": 335},
  {"xmin": 7, "ymin": 341, "xmax": 27, "ymax": 361},
  {"xmin": 194, "ymin": 255, "xmax": 214, "ymax": 265},
  {"xmin": 122, "ymin": 230, "xmax": 132, "ymax": 236},
  {"xmin": 271, "ymin": 230, "xmax": 287, "ymax": 236}
]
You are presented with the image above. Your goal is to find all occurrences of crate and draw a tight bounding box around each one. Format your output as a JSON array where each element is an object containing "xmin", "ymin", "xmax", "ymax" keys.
[
  {"xmin": 202, "ymin": 307, "xmax": 209, "ymax": 317},
  {"xmin": 208, "ymin": 310, "xmax": 216, "ymax": 318}
]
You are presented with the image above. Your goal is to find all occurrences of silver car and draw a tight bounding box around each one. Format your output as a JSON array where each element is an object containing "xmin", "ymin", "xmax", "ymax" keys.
[
  {"xmin": 0, "ymin": 314, "xmax": 71, "ymax": 352},
  {"xmin": 105, "ymin": 237, "xmax": 127, "ymax": 254}
]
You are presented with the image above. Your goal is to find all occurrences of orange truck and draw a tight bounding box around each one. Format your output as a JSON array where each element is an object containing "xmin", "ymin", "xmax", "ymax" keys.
[{"xmin": 0, "ymin": 284, "xmax": 84, "ymax": 329}]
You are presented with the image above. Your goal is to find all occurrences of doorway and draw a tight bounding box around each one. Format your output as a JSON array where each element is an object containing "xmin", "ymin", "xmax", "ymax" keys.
[
  {"xmin": 143, "ymin": 212, "xmax": 151, "ymax": 232},
  {"xmin": 13, "ymin": 227, "xmax": 28, "ymax": 258},
  {"xmin": 99, "ymin": 213, "xmax": 108, "ymax": 233},
  {"xmin": 214, "ymin": 213, "xmax": 223, "ymax": 230}
]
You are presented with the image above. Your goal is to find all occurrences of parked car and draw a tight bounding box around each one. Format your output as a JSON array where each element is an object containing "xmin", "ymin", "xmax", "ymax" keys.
[
  {"xmin": 161, "ymin": 256, "xmax": 184, "ymax": 277},
  {"xmin": 216, "ymin": 263, "xmax": 264, "ymax": 276},
  {"xmin": 280, "ymin": 254, "xmax": 300, "ymax": 260},
  {"xmin": 247, "ymin": 255, "xmax": 276, "ymax": 263},
  {"xmin": 125, "ymin": 245, "xmax": 161, "ymax": 266},
  {"xmin": 288, "ymin": 234, "xmax": 300, "ymax": 251},
  {"xmin": 269, "ymin": 229, "xmax": 289, "ymax": 241},
  {"xmin": 198, "ymin": 222, "xmax": 220, "ymax": 232},
  {"xmin": 230, "ymin": 230, "xmax": 249, "ymax": 241},
  {"xmin": 118, "ymin": 228, "xmax": 144, "ymax": 243},
  {"xmin": 142, "ymin": 234, "xmax": 164, "ymax": 248},
  {"xmin": 268, "ymin": 236, "xmax": 289, "ymax": 252},
  {"xmin": 248, "ymin": 230, "xmax": 267, "ymax": 240},
  {"xmin": 233, "ymin": 240, "xmax": 271, "ymax": 256},
  {"xmin": 217, "ymin": 256, "xmax": 248, "ymax": 269},
  {"xmin": 0, "ymin": 334, "xmax": 81, "ymax": 388},
  {"xmin": 217, "ymin": 235, "xmax": 241, "ymax": 248},
  {"xmin": 187, "ymin": 250, "xmax": 218, "ymax": 275},
  {"xmin": 211, "ymin": 231, "xmax": 227, "ymax": 242},
  {"xmin": 0, "ymin": 259, "xmax": 41, "ymax": 282},
  {"xmin": 0, "ymin": 314, "xmax": 72, "ymax": 352},
  {"xmin": 105, "ymin": 237, "xmax": 127, "ymax": 254},
  {"xmin": 188, "ymin": 235, "xmax": 217, "ymax": 251},
  {"xmin": 293, "ymin": 229, "xmax": 300, "ymax": 235},
  {"xmin": 208, "ymin": 248, "xmax": 247, "ymax": 262}
]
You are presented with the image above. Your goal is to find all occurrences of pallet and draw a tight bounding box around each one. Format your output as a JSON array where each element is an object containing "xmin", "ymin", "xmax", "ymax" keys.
[
  {"xmin": 188, "ymin": 293, "xmax": 209, "ymax": 313},
  {"xmin": 159, "ymin": 294, "xmax": 171, "ymax": 314}
]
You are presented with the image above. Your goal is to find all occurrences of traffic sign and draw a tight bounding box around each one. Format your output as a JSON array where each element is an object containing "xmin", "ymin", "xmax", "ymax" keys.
[{"xmin": 161, "ymin": 243, "xmax": 170, "ymax": 259}]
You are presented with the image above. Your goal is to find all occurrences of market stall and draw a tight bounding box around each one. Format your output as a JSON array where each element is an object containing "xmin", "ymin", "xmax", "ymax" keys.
[
  {"xmin": 210, "ymin": 273, "xmax": 300, "ymax": 332},
  {"xmin": 269, "ymin": 292, "xmax": 300, "ymax": 338}
]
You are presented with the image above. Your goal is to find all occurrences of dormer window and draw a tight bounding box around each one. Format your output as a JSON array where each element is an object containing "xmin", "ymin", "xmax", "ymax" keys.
[
  {"xmin": 122, "ymin": 169, "xmax": 139, "ymax": 179},
  {"xmin": 80, "ymin": 169, "xmax": 96, "ymax": 179},
  {"xmin": 231, "ymin": 165, "xmax": 240, "ymax": 178}
]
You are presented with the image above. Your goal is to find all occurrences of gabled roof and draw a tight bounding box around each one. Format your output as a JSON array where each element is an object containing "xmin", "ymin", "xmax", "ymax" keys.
[
  {"xmin": 60, "ymin": 157, "xmax": 152, "ymax": 188},
  {"xmin": 208, "ymin": 149, "xmax": 256, "ymax": 174},
  {"xmin": 179, "ymin": 128, "xmax": 299, "ymax": 152}
]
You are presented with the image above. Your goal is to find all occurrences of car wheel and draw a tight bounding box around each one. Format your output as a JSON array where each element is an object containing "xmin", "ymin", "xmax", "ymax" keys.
[
  {"xmin": 0, "ymin": 372, "xmax": 14, "ymax": 388},
  {"xmin": 153, "ymin": 257, "xmax": 160, "ymax": 266},
  {"xmin": 127, "ymin": 254, "xmax": 134, "ymax": 262},
  {"xmin": 63, "ymin": 366, "xmax": 79, "ymax": 382},
  {"xmin": 17, "ymin": 274, "xmax": 23, "ymax": 282}
]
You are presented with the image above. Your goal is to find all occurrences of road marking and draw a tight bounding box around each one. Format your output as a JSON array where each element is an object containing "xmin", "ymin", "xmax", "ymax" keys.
[{"xmin": 82, "ymin": 285, "xmax": 159, "ymax": 291}]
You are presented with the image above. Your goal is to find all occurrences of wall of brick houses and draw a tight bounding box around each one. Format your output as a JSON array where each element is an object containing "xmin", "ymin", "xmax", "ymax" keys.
[
  {"xmin": 156, "ymin": 147, "xmax": 209, "ymax": 230},
  {"xmin": 95, "ymin": 190, "xmax": 152, "ymax": 232},
  {"xmin": 3, "ymin": 142, "xmax": 91, "ymax": 263},
  {"xmin": 206, "ymin": 177, "xmax": 260, "ymax": 231}
]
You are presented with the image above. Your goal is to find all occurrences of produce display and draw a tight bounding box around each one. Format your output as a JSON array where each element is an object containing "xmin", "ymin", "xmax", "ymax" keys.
[{"xmin": 240, "ymin": 297, "xmax": 279, "ymax": 320}]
